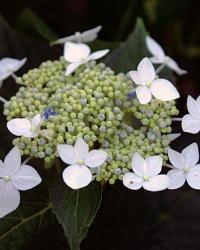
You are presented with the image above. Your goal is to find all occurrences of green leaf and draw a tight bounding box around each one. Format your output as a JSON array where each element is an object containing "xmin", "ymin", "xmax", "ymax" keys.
[
  {"xmin": 50, "ymin": 179, "xmax": 102, "ymax": 250},
  {"xmin": 0, "ymin": 190, "xmax": 52, "ymax": 250},
  {"xmin": 104, "ymin": 17, "xmax": 149, "ymax": 73},
  {"xmin": 16, "ymin": 8, "xmax": 58, "ymax": 42}
]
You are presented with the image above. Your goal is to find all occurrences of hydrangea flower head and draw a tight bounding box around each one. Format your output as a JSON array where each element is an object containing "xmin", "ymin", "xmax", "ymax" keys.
[
  {"xmin": 167, "ymin": 143, "xmax": 200, "ymax": 189},
  {"xmin": 123, "ymin": 153, "xmax": 169, "ymax": 191},
  {"xmin": 64, "ymin": 42, "xmax": 109, "ymax": 75},
  {"xmin": 0, "ymin": 57, "xmax": 27, "ymax": 81},
  {"xmin": 146, "ymin": 36, "xmax": 187, "ymax": 75},
  {"xmin": 57, "ymin": 138, "xmax": 108, "ymax": 189},
  {"xmin": 182, "ymin": 95, "xmax": 200, "ymax": 134},
  {"xmin": 52, "ymin": 25, "xmax": 102, "ymax": 45},
  {"xmin": 0, "ymin": 146, "xmax": 41, "ymax": 218},
  {"xmin": 129, "ymin": 57, "xmax": 180, "ymax": 104}
]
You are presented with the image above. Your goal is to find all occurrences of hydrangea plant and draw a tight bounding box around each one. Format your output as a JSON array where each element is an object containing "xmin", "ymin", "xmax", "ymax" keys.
[{"xmin": 0, "ymin": 19, "xmax": 198, "ymax": 250}]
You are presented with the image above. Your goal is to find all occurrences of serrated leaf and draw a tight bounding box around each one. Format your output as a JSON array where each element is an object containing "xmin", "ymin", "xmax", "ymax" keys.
[
  {"xmin": 50, "ymin": 178, "xmax": 102, "ymax": 250},
  {"xmin": 104, "ymin": 17, "xmax": 149, "ymax": 73}
]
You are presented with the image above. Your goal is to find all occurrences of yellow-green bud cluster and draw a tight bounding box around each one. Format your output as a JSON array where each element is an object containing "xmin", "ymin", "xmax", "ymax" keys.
[{"xmin": 4, "ymin": 58, "xmax": 179, "ymax": 184}]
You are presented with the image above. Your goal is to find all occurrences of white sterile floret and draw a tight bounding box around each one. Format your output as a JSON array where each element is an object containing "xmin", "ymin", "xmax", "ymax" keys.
[
  {"xmin": 123, "ymin": 153, "xmax": 169, "ymax": 192},
  {"xmin": 146, "ymin": 36, "xmax": 187, "ymax": 75},
  {"xmin": 167, "ymin": 143, "xmax": 200, "ymax": 189},
  {"xmin": 129, "ymin": 57, "xmax": 180, "ymax": 104},
  {"xmin": 64, "ymin": 42, "xmax": 109, "ymax": 76},
  {"xmin": 57, "ymin": 138, "xmax": 108, "ymax": 189},
  {"xmin": 7, "ymin": 114, "xmax": 42, "ymax": 138},
  {"xmin": 0, "ymin": 57, "xmax": 27, "ymax": 81},
  {"xmin": 0, "ymin": 146, "xmax": 41, "ymax": 218},
  {"xmin": 52, "ymin": 25, "xmax": 102, "ymax": 45},
  {"xmin": 182, "ymin": 95, "xmax": 200, "ymax": 134}
]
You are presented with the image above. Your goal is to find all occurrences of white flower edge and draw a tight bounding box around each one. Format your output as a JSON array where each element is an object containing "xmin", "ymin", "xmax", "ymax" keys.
[
  {"xmin": 167, "ymin": 143, "xmax": 200, "ymax": 190},
  {"xmin": 0, "ymin": 58, "xmax": 27, "ymax": 81},
  {"xmin": 7, "ymin": 114, "xmax": 42, "ymax": 138},
  {"xmin": 145, "ymin": 36, "xmax": 187, "ymax": 75},
  {"xmin": 0, "ymin": 146, "xmax": 41, "ymax": 218},
  {"xmin": 64, "ymin": 42, "xmax": 109, "ymax": 76},
  {"xmin": 123, "ymin": 153, "xmax": 169, "ymax": 192},
  {"xmin": 57, "ymin": 138, "xmax": 108, "ymax": 189},
  {"xmin": 129, "ymin": 57, "xmax": 180, "ymax": 104},
  {"xmin": 51, "ymin": 25, "xmax": 102, "ymax": 45},
  {"xmin": 182, "ymin": 95, "xmax": 200, "ymax": 134}
]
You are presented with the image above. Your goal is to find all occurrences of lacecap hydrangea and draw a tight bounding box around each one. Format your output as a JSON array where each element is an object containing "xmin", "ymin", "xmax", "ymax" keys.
[{"xmin": 3, "ymin": 56, "xmax": 179, "ymax": 185}]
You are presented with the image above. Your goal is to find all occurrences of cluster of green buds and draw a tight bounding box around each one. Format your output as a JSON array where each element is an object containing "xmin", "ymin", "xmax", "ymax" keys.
[{"xmin": 3, "ymin": 57, "xmax": 179, "ymax": 183}]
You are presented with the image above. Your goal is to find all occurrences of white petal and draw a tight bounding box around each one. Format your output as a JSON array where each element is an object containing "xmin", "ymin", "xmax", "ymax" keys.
[
  {"xmin": 85, "ymin": 150, "xmax": 108, "ymax": 168},
  {"xmin": 181, "ymin": 114, "xmax": 200, "ymax": 134},
  {"xmin": 167, "ymin": 133, "xmax": 181, "ymax": 141},
  {"xmin": 0, "ymin": 68, "xmax": 11, "ymax": 81},
  {"xmin": 149, "ymin": 57, "xmax": 164, "ymax": 64},
  {"xmin": 62, "ymin": 164, "xmax": 92, "ymax": 189},
  {"xmin": 123, "ymin": 173, "xmax": 143, "ymax": 190},
  {"xmin": 182, "ymin": 143, "xmax": 199, "ymax": 167},
  {"xmin": 12, "ymin": 165, "xmax": 42, "ymax": 191},
  {"xmin": 88, "ymin": 49, "xmax": 109, "ymax": 61},
  {"xmin": 80, "ymin": 25, "xmax": 102, "ymax": 43},
  {"xmin": 196, "ymin": 96, "xmax": 200, "ymax": 106},
  {"xmin": 65, "ymin": 62, "xmax": 83, "ymax": 76},
  {"xmin": 4, "ymin": 146, "xmax": 21, "ymax": 176},
  {"xmin": 136, "ymin": 86, "xmax": 152, "ymax": 104},
  {"xmin": 7, "ymin": 118, "xmax": 32, "ymax": 136},
  {"xmin": 137, "ymin": 57, "xmax": 155, "ymax": 83},
  {"xmin": 74, "ymin": 138, "xmax": 89, "ymax": 160},
  {"xmin": 166, "ymin": 57, "xmax": 187, "ymax": 75},
  {"xmin": 31, "ymin": 114, "xmax": 42, "ymax": 127},
  {"xmin": 168, "ymin": 148, "xmax": 185, "ymax": 169},
  {"xmin": 187, "ymin": 95, "xmax": 200, "ymax": 117},
  {"xmin": 146, "ymin": 155, "xmax": 163, "ymax": 177},
  {"xmin": 131, "ymin": 153, "xmax": 147, "ymax": 177},
  {"xmin": 146, "ymin": 36, "xmax": 165, "ymax": 60},
  {"xmin": 0, "ymin": 180, "xmax": 20, "ymax": 218},
  {"xmin": 0, "ymin": 160, "xmax": 5, "ymax": 177},
  {"xmin": 0, "ymin": 58, "xmax": 26, "ymax": 72},
  {"xmin": 186, "ymin": 165, "xmax": 200, "ymax": 189},
  {"xmin": 129, "ymin": 71, "xmax": 146, "ymax": 85},
  {"xmin": 57, "ymin": 144, "xmax": 78, "ymax": 164},
  {"xmin": 150, "ymin": 79, "xmax": 180, "ymax": 101},
  {"xmin": 64, "ymin": 42, "xmax": 90, "ymax": 62},
  {"xmin": 143, "ymin": 175, "xmax": 169, "ymax": 191},
  {"xmin": 167, "ymin": 169, "xmax": 185, "ymax": 189}
]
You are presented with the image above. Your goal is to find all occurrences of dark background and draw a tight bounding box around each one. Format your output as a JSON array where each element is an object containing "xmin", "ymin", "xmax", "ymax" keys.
[{"xmin": 1, "ymin": 0, "xmax": 200, "ymax": 249}]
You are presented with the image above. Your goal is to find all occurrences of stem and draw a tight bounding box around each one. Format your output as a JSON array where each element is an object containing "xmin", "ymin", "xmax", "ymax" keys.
[
  {"xmin": 155, "ymin": 63, "xmax": 166, "ymax": 74},
  {"xmin": 0, "ymin": 96, "xmax": 7, "ymax": 104},
  {"xmin": 22, "ymin": 156, "xmax": 33, "ymax": 165},
  {"xmin": 11, "ymin": 73, "xmax": 17, "ymax": 80},
  {"xmin": 171, "ymin": 118, "xmax": 182, "ymax": 121}
]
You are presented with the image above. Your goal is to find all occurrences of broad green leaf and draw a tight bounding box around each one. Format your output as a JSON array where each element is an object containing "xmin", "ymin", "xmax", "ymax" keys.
[
  {"xmin": 104, "ymin": 17, "xmax": 149, "ymax": 73},
  {"xmin": 50, "ymin": 179, "xmax": 102, "ymax": 250},
  {"xmin": 16, "ymin": 8, "xmax": 58, "ymax": 42},
  {"xmin": 0, "ymin": 188, "xmax": 52, "ymax": 250}
]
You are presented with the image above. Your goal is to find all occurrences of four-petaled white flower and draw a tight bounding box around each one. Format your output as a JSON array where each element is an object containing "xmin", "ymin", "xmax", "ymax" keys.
[
  {"xmin": 7, "ymin": 114, "xmax": 42, "ymax": 138},
  {"xmin": 182, "ymin": 95, "xmax": 200, "ymax": 134},
  {"xmin": 57, "ymin": 138, "xmax": 108, "ymax": 189},
  {"xmin": 0, "ymin": 146, "xmax": 41, "ymax": 218},
  {"xmin": 0, "ymin": 57, "xmax": 27, "ymax": 81},
  {"xmin": 123, "ymin": 153, "xmax": 169, "ymax": 191},
  {"xmin": 146, "ymin": 36, "xmax": 187, "ymax": 75},
  {"xmin": 129, "ymin": 57, "xmax": 180, "ymax": 104},
  {"xmin": 52, "ymin": 26, "xmax": 102, "ymax": 45},
  {"xmin": 167, "ymin": 143, "xmax": 200, "ymax": 189},
  {"xmin": 64, "ymin": 42, "xmax": 109, "ymax": 76}
]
